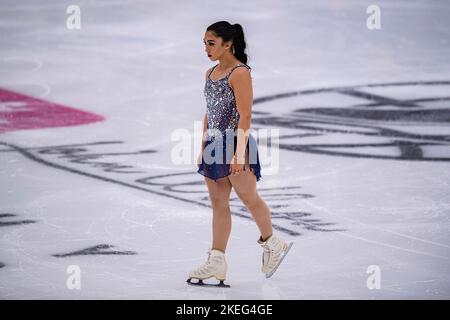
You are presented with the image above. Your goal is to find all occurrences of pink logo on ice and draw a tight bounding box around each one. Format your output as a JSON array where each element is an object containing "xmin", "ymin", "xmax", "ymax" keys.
[{"xmin": 0, "ymin": 88, "xmax": 105, "ymax": 133}]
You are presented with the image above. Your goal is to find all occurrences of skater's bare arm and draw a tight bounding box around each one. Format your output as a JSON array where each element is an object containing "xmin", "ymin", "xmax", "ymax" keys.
[
  {"xmin": 200, "ymin": 68, "xmax": 212, "ymax": 151},
  {"xmin": 196, "ymin": 113, "xmax": 207, "ymax": 165},
  {"xmin": 201, "ymin": 112, "xmax": 207, "ymax": 151}
]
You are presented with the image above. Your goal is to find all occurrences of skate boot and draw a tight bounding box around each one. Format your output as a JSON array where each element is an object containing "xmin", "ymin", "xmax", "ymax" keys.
[
  {"xmin": 257, "ymin": 235, "xmax": 293, "ymax": 278},
  {"xmin": 186, "ymin": 249, "xmax": 230, "ymax": 287}
]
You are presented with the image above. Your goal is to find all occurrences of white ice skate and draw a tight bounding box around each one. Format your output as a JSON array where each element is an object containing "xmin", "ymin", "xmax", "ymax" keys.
[
  {"xmin": 186, "ymin": 249, "xmax": 230, "ymax": 288},
  {"xmin": 258, "ymin": 235, "xmax": 293, "ymax": 278}
]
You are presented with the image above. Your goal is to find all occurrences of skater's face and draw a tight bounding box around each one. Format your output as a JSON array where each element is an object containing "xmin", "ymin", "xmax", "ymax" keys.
[{"xmin": 203, "ymin": 31, "xmax": 232, "ymax": 61}]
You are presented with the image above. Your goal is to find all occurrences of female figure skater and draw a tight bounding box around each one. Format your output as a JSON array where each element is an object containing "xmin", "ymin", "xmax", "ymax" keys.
[{"xmin": 187, "ymin": 21, "xmax": 293, "ymax": 287}]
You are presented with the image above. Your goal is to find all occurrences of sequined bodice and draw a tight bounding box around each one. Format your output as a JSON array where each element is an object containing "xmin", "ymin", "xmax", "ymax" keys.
[{"xmin": 204, "ymin": 64, "xmax": 250, "ymax": 134}]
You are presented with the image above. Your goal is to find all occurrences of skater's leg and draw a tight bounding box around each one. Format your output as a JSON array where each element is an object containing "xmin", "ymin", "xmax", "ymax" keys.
[
  {"xmin": 227, "ymin": 149, "xmax": 273, "ymax": 240},
  {"xmin": 205, "ymin": 175, "xmax": 233, "ymax": 252}
]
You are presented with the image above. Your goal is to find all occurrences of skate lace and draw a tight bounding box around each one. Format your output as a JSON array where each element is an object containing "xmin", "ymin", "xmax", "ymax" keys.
[
  {"xmin": 262, "ymin": 245, "xmax": 281, "ymax": 268},
  {"xmin": 194, "ymin": 251, "xmax": 219, "ymax": 275}
]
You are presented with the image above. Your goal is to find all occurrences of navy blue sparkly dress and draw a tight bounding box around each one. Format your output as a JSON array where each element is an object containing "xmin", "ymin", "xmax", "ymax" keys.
[{"xmin": 197, "ymin": 63, "xmax": 262, "ymax": 182}]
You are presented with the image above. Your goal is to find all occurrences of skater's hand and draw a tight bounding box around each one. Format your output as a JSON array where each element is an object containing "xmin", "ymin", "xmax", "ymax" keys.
[{"xmin": 230, "ymin": 155, "xmax": 245, "ymax": 176}]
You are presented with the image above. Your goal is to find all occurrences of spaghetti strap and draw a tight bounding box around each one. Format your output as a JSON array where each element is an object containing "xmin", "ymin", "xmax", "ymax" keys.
[
  {"xmin": 226, "ymin": 64, "xmax": 250, "ymax": 79},
  {"xmin": 208, "ymin": 64, "xmax": 218, "ymax": 78}
]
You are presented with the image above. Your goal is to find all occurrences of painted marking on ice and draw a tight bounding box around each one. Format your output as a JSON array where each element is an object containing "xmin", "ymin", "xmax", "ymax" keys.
[
  {"xmin": 0, "ymin": 213, "xmax": 37, "ymax": 227},
  {"xmin": 53, "ymin": 244, "xmax": 137, "ymax": 258},
  {"xmin": 0, "ymin": 141, "xmax": 309, "ymax": 236},
  {"xmin": 252, "ymin": 81, "xmax": 450, "ymax": 161},
  {"xmin": 0, "ymin": 88, "xmax": 104, "ymax": 133}
]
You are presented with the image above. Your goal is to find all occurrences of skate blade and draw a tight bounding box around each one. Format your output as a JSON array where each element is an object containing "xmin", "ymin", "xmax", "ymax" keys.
[
  {"xmin": 186, "ymin": 278, "xmax": 231, "ymax": 288},
  {"xmin": 265, "ymin": 241, "xmax": 294, "ymax": 279}
]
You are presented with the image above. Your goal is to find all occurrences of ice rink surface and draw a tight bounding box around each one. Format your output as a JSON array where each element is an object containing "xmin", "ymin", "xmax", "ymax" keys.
[{"xmin": 1, "ymin": 0, "xmax": 450, "ymax": 299}]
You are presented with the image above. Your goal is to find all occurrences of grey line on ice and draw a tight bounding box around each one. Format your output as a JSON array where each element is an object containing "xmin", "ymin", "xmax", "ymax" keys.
[
  {"xmin": 52, "ymin": 244, "xmax": 137, "ymax": 257},
  {"xmin": 304, "ymin": 199, "xmax": 450, "ymax": 260},
  {"xmin": 252, "ymin": 80, "xmax": 450, "ymax": 161},
  {"xmin": 253, "ymin": 80, "xmax": 450, "ymax": 104},
  {"xmin": 0, "ymin": 213, "xmax": 37, "ymax": 227},
  {"xmin": 0, "ymin": 141, "xmax": 301, "ymax": 236}
]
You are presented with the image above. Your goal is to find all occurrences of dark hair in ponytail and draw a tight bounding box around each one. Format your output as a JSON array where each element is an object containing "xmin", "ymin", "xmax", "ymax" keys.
[{"xmin": 206, "ymin": 21, "xmax": 249, "ymax": 66}]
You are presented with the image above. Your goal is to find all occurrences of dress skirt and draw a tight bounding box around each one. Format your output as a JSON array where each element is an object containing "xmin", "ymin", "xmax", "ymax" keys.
[{"xmin": 197, "ymin": 129, "xmax": 262, "ymax": 182}]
